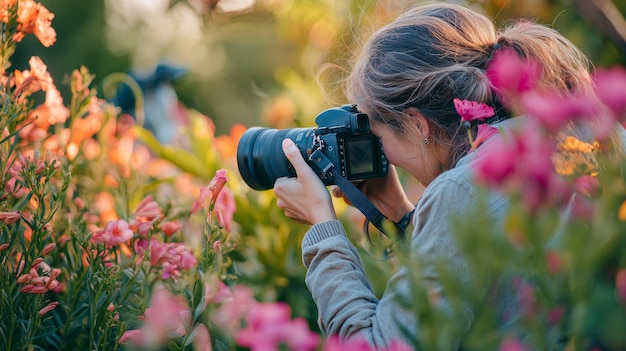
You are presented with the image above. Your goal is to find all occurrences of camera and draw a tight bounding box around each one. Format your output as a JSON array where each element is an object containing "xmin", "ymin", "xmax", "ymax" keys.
[{"xmin": 237, "ymin": 104, "xmax": 389, "ymax": 190}]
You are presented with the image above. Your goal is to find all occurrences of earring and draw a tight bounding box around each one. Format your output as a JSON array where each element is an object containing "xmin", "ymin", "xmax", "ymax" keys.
[{"xmin": 424, "ymin": 138, "xmax": 430, "ymax": 145}]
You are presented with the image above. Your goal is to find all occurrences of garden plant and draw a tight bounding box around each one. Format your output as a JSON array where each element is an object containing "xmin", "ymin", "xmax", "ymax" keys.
[{"xmin": 1, "ymin": 1, "xmax": 626, "ymax": 350}]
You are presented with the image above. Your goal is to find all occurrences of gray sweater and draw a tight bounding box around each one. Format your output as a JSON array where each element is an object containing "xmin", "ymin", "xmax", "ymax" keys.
[{"xmin": 301, "ymin": 119, "xmax": 524, "ymax": 350}]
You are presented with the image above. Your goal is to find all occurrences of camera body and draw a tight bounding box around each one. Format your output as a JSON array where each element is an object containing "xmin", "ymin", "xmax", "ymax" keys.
[{"xmin": 237, "ymin": 104, "xmax": 389, "ymax": 190}]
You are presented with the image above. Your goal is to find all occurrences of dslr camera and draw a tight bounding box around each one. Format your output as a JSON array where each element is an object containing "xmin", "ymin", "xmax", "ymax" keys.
[{"xmin": 237, "ymin": 104, "xmax": 389, "ymax": 190}]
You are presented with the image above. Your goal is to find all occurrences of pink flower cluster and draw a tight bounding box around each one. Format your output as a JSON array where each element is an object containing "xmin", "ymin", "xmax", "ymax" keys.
[
  {"xmin": 470, "ymin": 48, "xmax": 626, "ymax": 212},
  {"xmin": 120, "ymin": 285, "xmax": 211, "ymax": 351},
  {"xmin": 136, "ymin": 239, "xmax": 197, "ymax": 279}
]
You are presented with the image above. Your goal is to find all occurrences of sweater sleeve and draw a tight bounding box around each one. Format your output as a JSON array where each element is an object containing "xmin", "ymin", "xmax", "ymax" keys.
[{"xmin": 302, "ymin": 177, "xmax": 491, "ymax": 350}]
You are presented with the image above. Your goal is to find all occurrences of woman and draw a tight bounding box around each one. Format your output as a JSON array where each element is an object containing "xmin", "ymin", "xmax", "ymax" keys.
[{"xmin": 273, "ymin": 2, "xmax": 605, "ymax": 349}]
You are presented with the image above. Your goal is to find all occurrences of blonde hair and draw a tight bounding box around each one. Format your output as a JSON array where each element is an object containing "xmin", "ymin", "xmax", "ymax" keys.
[{"xmin": 346, "ymin": 2, "xmax": 594, "ymax": 168}]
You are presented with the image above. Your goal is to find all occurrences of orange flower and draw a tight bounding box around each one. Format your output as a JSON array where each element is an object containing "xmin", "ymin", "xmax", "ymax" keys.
[
  {"xmin": 214, "ymin": 123, "xmax": 246, "ymax": 161},
  {"xmin": 15, "ymin": 0, "xmax": 56, "ymax": 47},
  {"xmin": 13, "ymin": 56, "xmax": 53, "ymax": 96},
  {"xmin": 262, "ymin": 97, "xmax": 296, "ymax": 129},
  {"xmin": 29, "ymin": 84, "xmax": 70, "ymax": 126}
]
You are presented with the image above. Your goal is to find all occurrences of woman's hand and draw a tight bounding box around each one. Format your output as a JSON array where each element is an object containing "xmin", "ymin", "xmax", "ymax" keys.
[
  {"xmin": 273, "ymin": 139, "xmax": 337, "ymax": 225},
  {"xmin": 331, "ymin": 166, "xmax": 414, "ymax": 222}
]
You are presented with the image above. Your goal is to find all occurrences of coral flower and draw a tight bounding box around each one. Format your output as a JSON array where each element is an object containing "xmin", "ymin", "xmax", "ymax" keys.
[
  {"xmin": 38, "ymin": 301, "xmax": 59, "ymax": 316},
  {"xmin": 13, "ymin": 56, "xmax": 53, "ymax": 96},
  {"xmin": 0, "ymin": 211, "xmax": 21, "ymax": 224},
  {"xmin": 14, "ymin": 0, "xmax": 57, "ymax": 47}
]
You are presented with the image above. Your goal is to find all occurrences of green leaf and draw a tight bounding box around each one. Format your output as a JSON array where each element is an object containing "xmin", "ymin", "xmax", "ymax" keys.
[{"xmin": 168, "ymin": 340, "xmax": 182, "ymax": 351}]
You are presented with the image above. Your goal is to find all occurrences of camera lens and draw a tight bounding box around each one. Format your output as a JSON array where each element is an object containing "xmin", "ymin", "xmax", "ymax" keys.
[{"xmin": 237, "ymin": 127, "xmax": 313, "ymax": 190}]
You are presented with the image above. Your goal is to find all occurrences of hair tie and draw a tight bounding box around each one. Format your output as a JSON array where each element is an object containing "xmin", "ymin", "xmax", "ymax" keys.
[{"xmin": 492, "ymin": 42, "xmax": 501, "ymax": 50}]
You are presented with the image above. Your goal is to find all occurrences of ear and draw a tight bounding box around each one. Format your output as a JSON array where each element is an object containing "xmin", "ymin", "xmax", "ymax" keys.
[{"xmin": 405, "ymin": 107, "xmax": 431, "ymax": 139}]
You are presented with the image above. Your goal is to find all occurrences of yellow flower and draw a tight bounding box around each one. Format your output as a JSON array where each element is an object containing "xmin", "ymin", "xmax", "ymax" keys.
[{"xmin": 553, "ymin": 136, "xmax": 598, "ymax": 176}]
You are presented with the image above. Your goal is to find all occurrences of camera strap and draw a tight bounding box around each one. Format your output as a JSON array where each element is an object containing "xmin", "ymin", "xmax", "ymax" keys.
[{"xmin": 309, "ymin": 148, "xmax": 406, "ymax": 237}]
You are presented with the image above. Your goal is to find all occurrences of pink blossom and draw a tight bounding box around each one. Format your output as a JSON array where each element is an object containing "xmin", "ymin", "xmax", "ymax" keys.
[
  {"xmin": 41, "ymin": 242, "xmax": 56, "ymax": 255},
  {"xmin": 134, "ymin": 195, "xmax": 162, "ymax": 220},
  {"xmin": 486, "ymin": 48, "xmax": 541, "ymax": 98},
  {"xmin": 0, "ymin": 243, "xmax": 9, "ymax": 252},
  {"xmin": 192, "ymin": 169, "xmax": 229, "ymax": 213},
  {"xmin": 192, "ymin": 323, "xmax": 212, "ymax": 351},
  {"xmin": 474, "ymin": 124, "xmax": 499, "ymax": 148},
  {"xmin": 214, "ymin": 187, "xmax": 236, "ymax": 231},
  {"xmin": 236, "ymin": 302, "xmax": 320, "ymax": 351},
  {"xmin": 91, "ymin": 219, "xmax": 134, "ymax": 246},
  {"xmin": 213, "ymin": 285, "xmax": 256, "ymax": 333},
  {"xmin": 205, "ymin": 278, "xmax": 232, "ymax": 304},
  {"xmin": 593, "ymin": 66, "xmax": 626, "ymax": 119},
  {"xmin": 282, "ymin": 318, "xmax": 321, "ymax": 351},
  {"xmin": 474, "ymin": 125, "xmax": 568, "ymax": 212},
  {"xmin": 574, "ymin": 175, "xmax": 599, "ymax": 197},
  {"xmin": 499, "ymin": 336, "xmax": 526, "ymax": 351},
  {"xmin": 124, "ymin": 285, "xmax": 191, "ymax": 348},
  {"xmin": 473, "ymin": 140, "xmax": 516, "ymax": 187},
  {"xmin": 453, "ymin": 98, "xmax": 495, "ymax": 122},
  {"xmin": 144, "ymin": 239, "xmax": 198, "ymax": 280},
  {"xmin": 38, "ymin": 301, "xmax": 59, "ymax": 316},
  {"xmin": 119, "ymin": 329, "xmax": 143, "ymax": 345},
  {"xmin": 521, "ymin": 90, "xmax": 600, "ymax": 133},
  {"xmin": 0, "ymin": 211, "xmax": 21, "ymax": 224},
  {"xmin": 322, "ymin": 336, "xmax": 373, "ymax": 351}
]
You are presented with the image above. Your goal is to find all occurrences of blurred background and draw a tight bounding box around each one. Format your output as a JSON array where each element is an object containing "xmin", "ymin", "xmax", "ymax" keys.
[{"xmin": 12, "ymin": 0, "xmax": 626, "ymax": 136}]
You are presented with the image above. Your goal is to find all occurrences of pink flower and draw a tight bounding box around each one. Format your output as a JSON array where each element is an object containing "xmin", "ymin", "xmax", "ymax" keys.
[
  {"xmin": 144, "ymin": 239, "xmax": 198, "ymax": 280},
  {"xmin": 322, "ymin": 336, "xmax": 373, "ymax": 351},
  {"xmin": 236, "ymin": 302, "xmax": 320, "ymax": 351},
  {"xmin": 0, "ymin": 243, "xmax": 9, "ymax": 252},
  {"xmin": 521, "ymin": 90, "xmax": 599, "ymax": 133},
  {"xmin": 593, "ymin": 66, "xmax": 626, "ymax": 119},
  {"xmin": 41, "ymin": 242, "xmax": 56, "ymax": 255},
  {"xmin": 91, "ymin": 219, "xmax": 134, "ymax": 246},
  {"xmin": 473, "ymin": 140, "xmax": 516, "ymax": 187},
  {"xmin": 282, "ymin": 318, "xmax": 320, "ymax": 351},
  {"xmin": 0, "ymin": 211, "xmax": 21, "ymax": 224},
  {"xmin": 474, "ymin": 124, "xmax": 498, "ymax": 148},
  {"xmin": 213, "ymin": 285, "xmax": 256, "ymax": 333},
  {"xmin": 38, "ymin": 301, "xmax": 59, "ymax": 316},
  {"xmin": 486, "ymin": 48, "xmax": 541, "ymax": 97},
  {"xmin": 125, "ymin": 285, "xmax": 191, "ymax": 348},
  {"xmin": 192, "ymin": 323, "xmax": 212, "ymax": 351},
  {"xmin": 205, "ymin": 278, "xmax": 232, "ymax": 304},
  {"xmin": 192, "ymin": 169, "xmax": 229, "ymax": 213},
  {"xmin": 134, "ymin": 195, "xmax": 162, "ymax": 220},
  {"xmin": 214, "ymin": 187, "xmax": 236, "ymax": 231},
  {"xmin": 499, "ymin": 336, "xmax": 526, "ymax": 351},
  {"xmin": 119, "ymin": 329, "xmax": 143, "ymax": 345},
  {"xmin": 453, "ymin": 98, "xmax": 495, "ymax": 122},
  {"xmin": 574, "ymin": 175, "xmax": 599, "ymax": 197}
]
